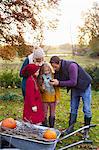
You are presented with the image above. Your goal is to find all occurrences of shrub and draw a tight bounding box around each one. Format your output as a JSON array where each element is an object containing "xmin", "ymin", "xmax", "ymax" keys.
[
  {"xmin": 92, "ymin": 67, "xmax": 99, "ymax": 90},
  {"xmin": 13, "ymin": 72, "xmax": 21, "ymax": 88},
  {"xmin": 90, "ymin": 52, "xmax": 99, "ymax": 58},
  {"xmin": 0, "ymin": 69, "xmax": 21, "ymax": 88},
  {"xmin": 85, "ymin": 64, "xmax": 99, "ymax": 91},
  {"xmin": 0, "ymin": 91, "xmax": 23, "ymax": 101},
  {"xmin": 0, "ymin": 69, "xmax": 14, "ymax": 88}
]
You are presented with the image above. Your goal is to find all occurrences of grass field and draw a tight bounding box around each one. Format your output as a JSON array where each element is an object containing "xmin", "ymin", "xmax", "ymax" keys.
[
  {"xmin": 0, "ymin": 88, "xmax": 99, "ymax": 150},
  {"xmin": 0, "ymin": 55, "xmax": 99, "ymax": 149},
  {"xmin": 0, "ymin": 55, "xmax": 99, "ymax": 71}
]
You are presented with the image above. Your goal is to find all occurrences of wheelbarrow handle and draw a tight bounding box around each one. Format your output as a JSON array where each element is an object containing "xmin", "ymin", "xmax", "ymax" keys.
[
  {"xmin": 58, "ymin": 140, "xmax": 93, "ymax": 150},
  {"xmin": 84, "ymin": 140, "xmax": 93, "ymax": 144},
  {"xmin": 58, "ymin": 124, "xmax": 96, "ymax": 142},
  {"xmin": 89, "ymin": 124, "xmax": 96, "ymax": 128}
]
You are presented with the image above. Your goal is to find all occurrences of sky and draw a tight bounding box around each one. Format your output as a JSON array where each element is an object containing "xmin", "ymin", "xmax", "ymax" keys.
[{"xmin": 44, "ymin": 0, "xmax": 99, "ymax": 46}]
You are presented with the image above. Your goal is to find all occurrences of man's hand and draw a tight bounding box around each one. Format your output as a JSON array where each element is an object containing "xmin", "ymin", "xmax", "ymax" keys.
[{"xmin": 49, "ymin": 79, "xmax": 59, "ymax": 86}]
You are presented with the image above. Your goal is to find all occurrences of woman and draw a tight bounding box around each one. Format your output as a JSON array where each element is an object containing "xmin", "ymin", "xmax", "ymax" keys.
[{"xmin": 20, "ymin": 47, "xmax": 45, "ymax": 97}]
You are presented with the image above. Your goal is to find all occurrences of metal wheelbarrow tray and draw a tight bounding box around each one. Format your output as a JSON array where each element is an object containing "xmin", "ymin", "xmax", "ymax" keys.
[
  {"xmin": 0, "ymin": 121, "xmax": 61, "ymax": 150},
  {"xmin": 0, "ymin": 121, "xmax": 96, "ymax": 150}
]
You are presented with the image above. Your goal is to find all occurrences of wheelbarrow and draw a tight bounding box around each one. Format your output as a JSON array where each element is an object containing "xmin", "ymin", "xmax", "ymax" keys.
[{"xmin": 0, "ymin": 121, "xmax": 96, "ymax": 150}]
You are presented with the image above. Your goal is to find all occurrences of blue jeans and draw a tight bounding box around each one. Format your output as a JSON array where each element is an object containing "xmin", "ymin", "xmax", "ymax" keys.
[{"xmin": 70, "ymin": 84, "xmax": 92, "ymax": 118}]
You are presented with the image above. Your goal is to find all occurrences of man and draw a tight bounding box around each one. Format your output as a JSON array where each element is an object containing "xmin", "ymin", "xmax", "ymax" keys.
[
  {"xmin": 20, "ymin": 47, "xmax": 45, "ymax": 97},
  {"xmin": 49, "ymin": 56, "xmax": 92, "ymax": 136}
]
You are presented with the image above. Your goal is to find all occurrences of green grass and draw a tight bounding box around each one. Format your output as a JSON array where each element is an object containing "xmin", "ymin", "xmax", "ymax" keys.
[
  {"xmin": 0, "ymin": 55, "xmax": 99, "ymax": 149},
  {"xmin": 0, "ymin": 55, "xmax": 99, "ymax": 73},
  {"xmin": 0, "ymin": 88, "xmax": 99, "ymax": 149},
  {"xmin": 0, "ymin": 88, "xmax": 23, "ymax": 121},
  {"xmin": 55, "ymin": 89, "xmax": 99, "ymax": 149}
]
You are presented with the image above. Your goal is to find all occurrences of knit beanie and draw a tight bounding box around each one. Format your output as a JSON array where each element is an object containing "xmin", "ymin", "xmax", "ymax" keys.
[{"xmin": 33, "ymin": 47, "xmax": 45, "ymax": 59}]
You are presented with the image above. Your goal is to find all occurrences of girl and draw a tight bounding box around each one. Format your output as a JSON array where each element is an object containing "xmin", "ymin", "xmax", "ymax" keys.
[
  {"xmin": 21, "ymin": 64, "xmax": 44, "ymax": 125},
  {"xmin": 38, "ymin": 63, "xmax": 60, "ymax": 128}
]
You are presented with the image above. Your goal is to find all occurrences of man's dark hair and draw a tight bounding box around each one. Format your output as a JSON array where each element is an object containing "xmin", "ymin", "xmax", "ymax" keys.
[{"xmin": 50, "ymin": 56, "xmax": 60, "ymax": 64}]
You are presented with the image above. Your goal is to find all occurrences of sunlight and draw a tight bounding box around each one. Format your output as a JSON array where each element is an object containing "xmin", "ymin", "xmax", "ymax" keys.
[
  {"xmin": 44, "ymin": 0, "xmax": 97, "ymax": 46},
  {"xmin": 24, "ymin": 0, "xmax": 98, "ymax": 46}
]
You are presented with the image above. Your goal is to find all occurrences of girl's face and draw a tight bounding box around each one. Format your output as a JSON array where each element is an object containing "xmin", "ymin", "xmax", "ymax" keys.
[{"xmin": 44, "ymin": 66, "xmax": 50, "ymax": 75}]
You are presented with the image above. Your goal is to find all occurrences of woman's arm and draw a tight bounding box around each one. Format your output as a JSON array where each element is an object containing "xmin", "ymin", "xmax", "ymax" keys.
[{"xmin": 20, "ymin": 58, "xmax": 29, "ymax": 77}]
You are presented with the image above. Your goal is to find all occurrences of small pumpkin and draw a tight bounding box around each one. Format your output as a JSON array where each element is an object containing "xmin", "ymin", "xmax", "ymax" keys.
[
  {"xmin": 43, "ymin": 129, "xmax": 57, "ymax": 139},
  {"xmin": 1, "ymin": 118, "xmax": 17, "ymax": 129}
]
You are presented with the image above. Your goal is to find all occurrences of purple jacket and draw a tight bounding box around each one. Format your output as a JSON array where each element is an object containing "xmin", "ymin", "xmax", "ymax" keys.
[{"xmin": 54, "ymin": 60, "xmax": 92, "ymax": 91}]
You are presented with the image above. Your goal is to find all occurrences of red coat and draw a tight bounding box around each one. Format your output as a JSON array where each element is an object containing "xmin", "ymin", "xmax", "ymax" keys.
[{"xmin": 23, "ymin": 75, "xmax": 44, "ymax": 124}]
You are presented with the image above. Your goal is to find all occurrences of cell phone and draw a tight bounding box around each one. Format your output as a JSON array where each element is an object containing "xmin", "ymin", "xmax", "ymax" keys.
[{"xmin": 50, "ymin": 80, "xmax": 54, "ymax": 82}]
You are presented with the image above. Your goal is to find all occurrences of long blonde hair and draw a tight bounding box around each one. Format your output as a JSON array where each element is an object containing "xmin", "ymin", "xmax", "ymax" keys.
[{"xmin": 38, "ymin": 62, "xmax": 53, "ymax": 86}]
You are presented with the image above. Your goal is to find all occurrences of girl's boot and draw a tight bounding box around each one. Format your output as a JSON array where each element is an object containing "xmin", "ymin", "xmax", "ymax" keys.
[
  {"xmin": 49, "ymin": 116, "xmax": 55, "ymax": 128},
  {"xmin": 42, "ymin": 117, "xmax": 48, "ymax": 127}
]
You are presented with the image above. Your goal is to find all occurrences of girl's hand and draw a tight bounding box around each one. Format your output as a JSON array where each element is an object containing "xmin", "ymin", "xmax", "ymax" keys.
[
  {"xmin": 32, "ymin": 106, "xmax": 37, "ymax": 112},
  {"xmin": 55, "ymin": 100, "xmax": 60, "ymax": 105},
  {"xmin": 42, "ymin": 84, "xmax": 45, "ymax": 90}
]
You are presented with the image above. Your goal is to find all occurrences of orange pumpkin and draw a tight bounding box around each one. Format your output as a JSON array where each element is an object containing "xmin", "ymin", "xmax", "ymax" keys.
[
  {"xmin": 43, "ymin": 129, "xmax": 57, "ymax": 139},
  {"xmin": 1, "ymin": 118, "xmax": 17, "ymax": 129}
]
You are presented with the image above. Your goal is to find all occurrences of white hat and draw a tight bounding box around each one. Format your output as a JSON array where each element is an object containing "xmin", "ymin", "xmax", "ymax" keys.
[
  {"xmin": 33, "ymin": 47, "xmax": 45, "ymax": 59},
  {"xmin": 28, "ymin": 47, "xmax": 45, "ymax": 64}
]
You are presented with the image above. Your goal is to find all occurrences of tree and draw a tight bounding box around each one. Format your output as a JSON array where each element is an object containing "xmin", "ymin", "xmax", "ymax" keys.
[
  {"xmin": 0, "ymin": 0, "xmax": 60, "ymax": 59},
  {"xmin": 89, "ymin": 35, "xmax": 99, "ymax": 57},
  {"xmin": 77, "ymin": 2, "xmax": 99, "ymax": 54}
]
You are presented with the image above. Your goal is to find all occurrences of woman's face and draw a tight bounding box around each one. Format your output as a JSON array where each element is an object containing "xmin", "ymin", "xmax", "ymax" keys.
[{"xmin": 34, "ymin": 57, "xmax": 44, "ymax": 66}]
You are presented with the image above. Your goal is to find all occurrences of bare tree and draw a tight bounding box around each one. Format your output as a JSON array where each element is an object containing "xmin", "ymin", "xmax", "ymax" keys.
[{"xmin": 77, "ymin": 2, "xmax": 99, "ymax": 49}]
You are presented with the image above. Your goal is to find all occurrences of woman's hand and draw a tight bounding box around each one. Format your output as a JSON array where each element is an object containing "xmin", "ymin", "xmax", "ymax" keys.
[{"xmin": 49, "ymin": 79, "xmax": 59, "ymax": 86}]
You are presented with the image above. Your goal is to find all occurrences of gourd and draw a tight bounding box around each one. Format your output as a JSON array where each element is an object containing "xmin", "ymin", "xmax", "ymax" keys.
[
  {"xmin": 43, "ymin": 129, "xmax": 57, "ymax": 139},
  {"xmin": 1, "ymin": 118, "xmax": 17, "ymax": 129}
]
